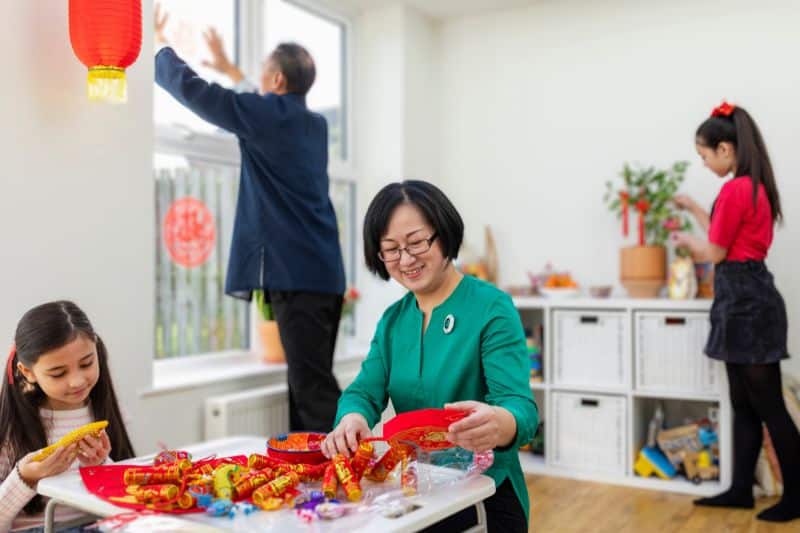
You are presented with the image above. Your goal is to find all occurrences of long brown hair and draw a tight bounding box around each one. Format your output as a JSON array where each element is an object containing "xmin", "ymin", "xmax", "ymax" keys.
[
  {"xmin": 696, "ymin": 106, "xmax": 783, "ymax": 224},
  {"xmin": 0, "ymin": 301, "xmax": 135, "ymax": 514}
]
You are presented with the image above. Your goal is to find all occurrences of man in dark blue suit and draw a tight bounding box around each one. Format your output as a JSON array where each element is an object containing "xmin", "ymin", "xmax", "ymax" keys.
[{"xmin": 155, "ymin": 9, "xmax": 345, "ymax": 432}]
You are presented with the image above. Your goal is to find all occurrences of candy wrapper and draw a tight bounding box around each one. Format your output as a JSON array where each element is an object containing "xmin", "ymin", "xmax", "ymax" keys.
[
  {"xmin": 371, "ymin": 408, "xmax": 494, "ymax": 492},
  {"xmin": 154, "ymin": 450, "xmax": 191, "ymax": 467}
]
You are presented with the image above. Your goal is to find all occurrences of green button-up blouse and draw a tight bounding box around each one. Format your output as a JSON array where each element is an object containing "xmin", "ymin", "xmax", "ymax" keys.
[{"xmin": 335, "ymin": 275, "xmax": 539, "ymax": 519}]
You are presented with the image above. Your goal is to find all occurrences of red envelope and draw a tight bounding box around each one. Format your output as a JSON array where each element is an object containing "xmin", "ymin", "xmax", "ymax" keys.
[
  {"xmin": 382, "ymin": 408, "xmax": 468, "ymax": 451},
  {"xmin": 80, "ymin": 455, "xmax": 248, "ymax": 514}
]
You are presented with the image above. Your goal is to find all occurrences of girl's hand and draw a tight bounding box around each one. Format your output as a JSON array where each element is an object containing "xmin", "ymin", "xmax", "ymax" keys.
[
  {"xmin": 673, "ymin": 194, "xmax": 696, "ymax": 211},
  {"xmin": 671, "ymin": 231, "xmax": 692, "ymax": 248},
  {"xmin": 77, "ymin": 430, "xmax": 112, "ymax": 467},
  {"xmin": 321, "ymin": 413, "xmax": 371, "ymax": 458},
  {"xmin": 18, "ymin": 444, "xmax": 79, "ymax": 485},
  {"xmin": 445, "ymin": 400, "xmax": 508, "ymax": 453}
]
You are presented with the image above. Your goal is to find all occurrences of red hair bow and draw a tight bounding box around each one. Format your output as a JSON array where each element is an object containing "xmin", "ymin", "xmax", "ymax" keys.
[
  {"xmin": 711, "ymin": 101, "xmax": 736, "ymax": 117},
  {"xmin": 6, "ymin": 344, "xmax": 16, "ymax": 385}
]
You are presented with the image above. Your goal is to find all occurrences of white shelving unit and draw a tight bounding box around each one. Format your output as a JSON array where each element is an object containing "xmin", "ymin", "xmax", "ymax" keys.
[{"xmin": 515, "ymin": 296, "xmax": 730, "ymax": 496}]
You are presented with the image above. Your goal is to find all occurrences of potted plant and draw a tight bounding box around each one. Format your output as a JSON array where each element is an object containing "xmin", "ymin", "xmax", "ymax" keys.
[
  {"xmin": 604, "ymin": 162, "xmax": 692, "ymax": 298},
  {"xmin": 254, "ymin": 290, "xmax": 285, "ymax": 363},
  {"xmin": 340, "ymin": 287, "xmax": 360, "ymax": 337}
]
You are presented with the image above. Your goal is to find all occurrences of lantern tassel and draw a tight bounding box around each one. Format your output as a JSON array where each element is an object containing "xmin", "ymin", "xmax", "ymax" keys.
[{"xmin": 87, "ymin": 66, "xmax": 127, "ymax": 103}]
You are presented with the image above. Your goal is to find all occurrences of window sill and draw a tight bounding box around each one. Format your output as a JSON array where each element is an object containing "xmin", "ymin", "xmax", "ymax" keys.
[{"xmin": 141, "ymin": 340, "xmax": 368, "ymax": 398}]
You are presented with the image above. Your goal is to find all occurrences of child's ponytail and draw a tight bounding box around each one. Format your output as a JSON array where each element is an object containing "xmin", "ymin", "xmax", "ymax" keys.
[
  {"xmin": 0, "ymin": 346, "xmax": 49, "ymax": 514},
  {"xmin": 697, "ymin": 103, "xmax": 783, "ymax": 223}
]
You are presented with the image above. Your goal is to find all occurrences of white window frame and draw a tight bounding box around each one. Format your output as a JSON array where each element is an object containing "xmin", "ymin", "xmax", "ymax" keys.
[{"xmin": 152, "ymin": 0, "xmax": 356, "ymax": 390}]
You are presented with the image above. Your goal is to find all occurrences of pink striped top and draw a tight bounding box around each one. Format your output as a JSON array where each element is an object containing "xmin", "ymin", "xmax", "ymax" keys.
[{"xmin": 0, "ymin": 406, "xmax": 113, "ymax": 531}]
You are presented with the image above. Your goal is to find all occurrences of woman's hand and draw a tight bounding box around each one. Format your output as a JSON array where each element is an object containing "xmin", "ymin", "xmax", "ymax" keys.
[
  {"xmin": 77, "ymin": 430, "xmax": 112, "ymax": 467},
  {"xmin": 321, "ymin": 413, "xmax": 371, "ymax": 458},
  {"xmin": 17, "ymin": 444, "xmax": 79, "ymax": 485},
  {"xmin": 445, "ymin": 401, "xmax": 515, "ymax": 453}
]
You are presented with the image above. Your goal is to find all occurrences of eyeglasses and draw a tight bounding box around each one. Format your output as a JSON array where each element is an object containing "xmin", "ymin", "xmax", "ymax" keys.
[{"xmin": 378, "ymin": 234, "xmax": 438, "ymax": 263}]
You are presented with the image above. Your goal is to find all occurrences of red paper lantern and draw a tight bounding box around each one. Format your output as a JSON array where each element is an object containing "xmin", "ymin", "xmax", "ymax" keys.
[{"xmin": 69, "ymin": 0, "xmax": 142, "ymax": 103}]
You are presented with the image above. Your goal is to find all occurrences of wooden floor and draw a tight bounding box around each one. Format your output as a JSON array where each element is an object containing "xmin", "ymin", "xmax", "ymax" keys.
[{"xmin": 526, "ymin": 475, "xmax": 798, "ymax": 532}]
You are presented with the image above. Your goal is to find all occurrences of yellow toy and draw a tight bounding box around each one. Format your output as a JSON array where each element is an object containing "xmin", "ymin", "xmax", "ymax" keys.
[
  {"xmin": 212, "ymin": 463, "xmax": 241, "ymax": 499},
  {"xmin": 33, "ymin": 420, "xmax": 108, "ymax": 462}
]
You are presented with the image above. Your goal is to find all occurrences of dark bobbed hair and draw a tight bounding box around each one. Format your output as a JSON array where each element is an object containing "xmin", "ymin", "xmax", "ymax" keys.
[
  {"xmin": 696, "ymin": 106, "xmax": 782, "ymax": 223},
  {"xmin": 363, "ymin": 180, "xmax": 464, "ymax": 281}
]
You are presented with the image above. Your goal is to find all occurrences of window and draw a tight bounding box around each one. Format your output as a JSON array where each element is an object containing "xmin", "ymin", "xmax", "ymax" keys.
[
  {"xmin": 154, "ymin": 0, "xmax": 238, "ymax": 134},
  {"xmin": 154, "ymin": 0, "xmax": 355, "ymax": 360},
  {"xmin": 154, "ymin": 155, "xmax": 249, "ymax": 359},
  {"xmin": 264, "ymin": 0, "xmax": 347, "ymax": 160}
]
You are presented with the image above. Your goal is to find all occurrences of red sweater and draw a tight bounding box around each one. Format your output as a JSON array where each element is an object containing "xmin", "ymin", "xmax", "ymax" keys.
[{"xmin": 709, "ymin": 176, "xmax": 774, "ymax": 261}]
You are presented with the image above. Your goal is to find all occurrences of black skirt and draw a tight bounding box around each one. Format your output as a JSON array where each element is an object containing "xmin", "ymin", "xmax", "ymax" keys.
[{"xmin": 705, "ymin": 260, "xmax": 789, "ymax": 364}]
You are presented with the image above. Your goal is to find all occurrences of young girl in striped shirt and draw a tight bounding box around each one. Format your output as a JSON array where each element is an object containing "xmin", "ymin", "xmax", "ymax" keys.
[{"xmin": 0, "ymin": 301, "xmax": 134, "ymax": 532}]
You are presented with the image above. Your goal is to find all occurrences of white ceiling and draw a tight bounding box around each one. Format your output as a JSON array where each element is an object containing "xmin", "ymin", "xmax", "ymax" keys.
[{"xmin": 318, "ymin": 0, "xmax": 538, "ymax": 20}]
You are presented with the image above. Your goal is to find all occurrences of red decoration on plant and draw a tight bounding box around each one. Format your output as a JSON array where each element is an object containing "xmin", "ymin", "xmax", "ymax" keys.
[
  {"xmin": 69, "ymin": 0, "xmax": 142, "ymax": 102},
  {"xmin": 711, "ymin": 101, "xmax": 736, "ymax": 118},
  {"xmin": 635, "ymin": 199, "xmax": 650, "ymax": 246},
  {"xmin": 663, "ymin": 218, "xmax": 681, "ymax": 232},
  {"xmin": 619, "ymin": 192, "xmax": 629, "ymax": 237},
  {"xmin": 342, "ymin": 287, "xmax": 360, "ymax": 319}
]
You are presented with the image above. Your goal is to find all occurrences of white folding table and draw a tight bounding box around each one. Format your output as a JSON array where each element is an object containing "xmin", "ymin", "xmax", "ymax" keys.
[{"xmin": 38, "ymin": 436, "xmax": 495, "ymax": 532}]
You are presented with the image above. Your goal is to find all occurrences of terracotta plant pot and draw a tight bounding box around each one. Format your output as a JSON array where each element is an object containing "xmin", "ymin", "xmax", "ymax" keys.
[
  {"xmin": 259, "ymin": 320, "xmax": 285, "ymax": 364},
  {"xmin": 620, "ymin": 245, "xmax": 666, "ymax": 298}
]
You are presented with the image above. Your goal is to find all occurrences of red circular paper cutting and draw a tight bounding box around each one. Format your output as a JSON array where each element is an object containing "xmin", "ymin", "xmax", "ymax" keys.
[{"xmin": 162, "ymin": 197, "xmax": 216, "ymax": 268}]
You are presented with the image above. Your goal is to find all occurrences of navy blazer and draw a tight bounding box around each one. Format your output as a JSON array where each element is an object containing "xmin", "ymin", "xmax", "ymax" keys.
[{"xmin": 156, "ymin": 47, "xmax": 345, "ymax": 299}]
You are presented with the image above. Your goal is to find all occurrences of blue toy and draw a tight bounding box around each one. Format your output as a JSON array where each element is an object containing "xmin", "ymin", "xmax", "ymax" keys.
[
  {"xmin": 206, "ymin": 499, "xmax": 234, "ymax": 517},
  {"xmin": 698, "ymin": 426, "xmax": 718, "ymax": 447}
]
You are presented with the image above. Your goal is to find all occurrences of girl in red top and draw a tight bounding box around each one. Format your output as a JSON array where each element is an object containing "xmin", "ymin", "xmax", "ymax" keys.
[{"xmin": 673, "ymin": 102, "xmax": 798, "ymax": 522}]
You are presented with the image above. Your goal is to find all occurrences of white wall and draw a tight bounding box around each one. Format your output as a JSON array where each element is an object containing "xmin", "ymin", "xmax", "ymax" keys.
[
  {"xmin": 0, "ymin": 2, "xmax": 324, "ymax": 454},
  {"xmin": 352, "ymin": 4, "xmax": 441, "ymax": 342},
  {"xmin": 435, "ymin": 0, "xmax": 800, "ymax": 375},
  {"xmin": 0, "ymin": 3, "xmax": 153, "ymax": 447}
]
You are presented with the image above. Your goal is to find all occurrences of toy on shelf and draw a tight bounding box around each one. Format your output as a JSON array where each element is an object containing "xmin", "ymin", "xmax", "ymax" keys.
[
  {"xmin": 635, "ymin": 404, "xmax": 720, "ymax": 484},
  {"xmin": 525, "ymin": 327, "xmax": 544, "ymax": 382},
  {"xmin": 634, "ymin": 446, "xmax": 677, "ymax": 479},
  {"xmin": 657, "ymin": 424, "xmax": 703, "ymax": 466},
  {"xmin": 683, "ymin": 451, "xmax": 720, "ymax": 485}
]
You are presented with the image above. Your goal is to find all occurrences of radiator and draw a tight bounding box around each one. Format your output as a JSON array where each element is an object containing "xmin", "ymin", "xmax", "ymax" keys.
[
  {"xmin": 203, "ymin": 372, "xmax": 387, "ymax": 440},
  {"xmin": 204, "ymin": 383, "xmax": 289, "ymax": 440}
]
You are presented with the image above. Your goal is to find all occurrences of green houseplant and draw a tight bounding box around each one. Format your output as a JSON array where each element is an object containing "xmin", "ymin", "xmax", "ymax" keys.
[
  {"xmin": 254, "ymin": 289, "xmax": 285, "ymax": 363},
  {"xmin": 604, "ymin": 161, "xmax": 692, "ymax": 297}
]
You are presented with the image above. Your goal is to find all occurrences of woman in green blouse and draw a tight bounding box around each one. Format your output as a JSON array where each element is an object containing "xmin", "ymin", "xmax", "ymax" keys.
[{"xmin": 321, "ymin": 180, "xmax": 538, "ymax": 532}]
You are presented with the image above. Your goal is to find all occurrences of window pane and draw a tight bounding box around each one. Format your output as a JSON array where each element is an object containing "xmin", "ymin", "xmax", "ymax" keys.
[
  {"xmin": 330, "ymin": 178, "xmax": 355, "ymax": 334},
  {"xmin": 154, "ymin": 0, "xmax": 237, "ymax": 134},
  {"xmin": 154, "ymin": 159, "xmax": 249, "ymax": 358},
  {"xmin": 264, "ymin": 0, "xmax": 346, "ymax": 160}
]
